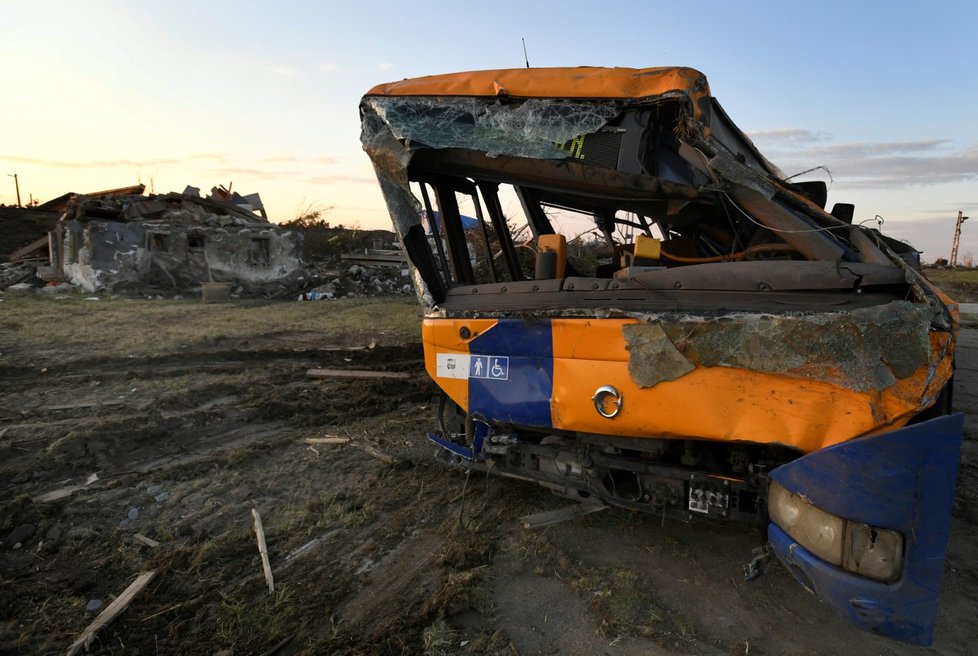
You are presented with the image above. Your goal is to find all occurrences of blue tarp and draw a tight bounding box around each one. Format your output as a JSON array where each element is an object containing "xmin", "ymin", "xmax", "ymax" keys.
[{"xmin": 420, "ymin": 209, "xmax": 478, "ymax": 234}]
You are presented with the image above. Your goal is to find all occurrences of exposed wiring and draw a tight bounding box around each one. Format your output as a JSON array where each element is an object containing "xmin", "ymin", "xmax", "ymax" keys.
[
  {"xmin": 719, "ymin": 195, "xmax": 744, "ymax": 253},
  {"xmin": 743, "ymin": 242, "xmax": 801, "ymax": 257},
  {"xmin": 785, "ymin": 165, "xmax": 834, "ymax": 190},
  {"xmin": 457, "ymin": 460, "xmax": 495, "ymax": 530},
  {"xmin": 660, "ymin": 247, "xmax": 744, "ymax": 263},
  {"xmin": 857, "ymin": 215, "xmax": 884, "ymax": 229},
  {"xmin": 437, "ymin": 394, "xmax": 449, "ymax": 436},
  {"xmin": 722, "ymin": 192, "xmax": 851, "ymax": 235}
]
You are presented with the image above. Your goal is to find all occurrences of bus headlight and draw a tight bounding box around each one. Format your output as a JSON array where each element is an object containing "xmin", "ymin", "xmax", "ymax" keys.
[
  {"xmin": 768, "ymin": 481, "xmax": 845, "ymax": 566},
  {"xmin": 843, "ymin": 522, "xmax": 904, "ymax": 582},
  {"xmin": 769, "ymin": 481, "xmax": 904, "ymax": 582}
]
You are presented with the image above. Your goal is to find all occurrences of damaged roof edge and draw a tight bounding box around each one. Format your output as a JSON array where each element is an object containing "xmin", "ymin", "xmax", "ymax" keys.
[{"xmin": 358, "ymin": 66, "xmax": 948, "ymax": 322}]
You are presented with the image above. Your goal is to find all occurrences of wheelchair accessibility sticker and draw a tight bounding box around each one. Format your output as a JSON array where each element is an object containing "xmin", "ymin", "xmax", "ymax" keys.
[{"xmin": 470, "ymin": 355, "xmax": 509, "ymax": 381}]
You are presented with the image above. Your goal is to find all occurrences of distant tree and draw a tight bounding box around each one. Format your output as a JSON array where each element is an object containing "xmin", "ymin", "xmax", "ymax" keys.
[
  {"xmin": 283, "ymin": 201, "xmax": 334, "ymax": 228},
  {"xmin": 964, "ymin": 252, "xmax": 975, "ymax": 268}
]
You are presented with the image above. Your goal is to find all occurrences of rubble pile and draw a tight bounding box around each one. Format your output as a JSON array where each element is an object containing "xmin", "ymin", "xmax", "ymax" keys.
[
  {"xmin": 299, "ymin": 263, "xmax": 413, "ymax": 300},
  {"xmin": 3, "ymin": 185, "xmax": 418, "ymax": 301}
]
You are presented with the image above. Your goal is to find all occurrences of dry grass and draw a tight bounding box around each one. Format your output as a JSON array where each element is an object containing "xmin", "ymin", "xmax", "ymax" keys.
[{"xmin": 0, "ymin": 295, "xmax": 421, "ymax": 363}]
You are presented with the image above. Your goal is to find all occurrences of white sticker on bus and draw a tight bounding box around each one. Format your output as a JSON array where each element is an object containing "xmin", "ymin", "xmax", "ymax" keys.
[{"xmin": 436, "ymin": 353, "xmax": 470, "ymax": 379}]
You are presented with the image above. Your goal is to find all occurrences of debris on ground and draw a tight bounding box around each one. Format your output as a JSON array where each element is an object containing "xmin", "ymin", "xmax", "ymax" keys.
[
  {"xmin": 0, "ymin": 297, "xmax": 976, "ymax": 654},
  {"xmin": 297, "ymin": 263, "xmax": 412, "ymax": 300}
]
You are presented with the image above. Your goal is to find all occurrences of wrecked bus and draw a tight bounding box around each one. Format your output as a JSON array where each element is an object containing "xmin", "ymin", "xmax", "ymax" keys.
[{"xmin": 359, "ymin": 66, "xmax": 962, "ymax": 645}]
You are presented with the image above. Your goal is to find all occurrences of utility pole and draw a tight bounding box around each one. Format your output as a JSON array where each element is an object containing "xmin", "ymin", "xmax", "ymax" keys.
[
  {"xmin": 951, "ymin": 210, "xmax": 970, "ymax": 266},
  {"xmin": 7, "ymin": 173, "xmax": 21, "ymax": 207}
]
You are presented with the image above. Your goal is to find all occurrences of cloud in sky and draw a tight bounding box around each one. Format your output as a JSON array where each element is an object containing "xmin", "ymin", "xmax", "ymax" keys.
[
  {"xmin": 377, "ymin": 62, "xmax": 392, "ymax": 71},
  {"xmin": 265, "ymin": 66, "xmax": 298, "ymax": 78},
  {"xmin": 206, "ymin": 167, "xmax": 301, "ymax": 178},
  {"xmin": 811, "ymin": 143, "xmax": 977, "ymax": 188},
  {"xmin": 0, "ymin": 154, "xmax": 181, "ymax": 168},
  {"xmin": 803, "ymin": 139, "xmax": 951, "ymax": 159},
  {"xmin": 748, "ymin": 128, "xmax": 828, "ymax": 143},
  {"xmin": 1, "ymin": 152, "xmax": 341, "ymax": 179},
  {"xmin": 304, "ymin": 174, "xmax": 375, "ymax": 185},
  {"xmin": 750, "ymin": 132, "xmax": 978, "ymax": 189},
  {"xmin": 189, "ymin": 153, "xmax": 226, "ymax": 162},
  {"xmin": 318, "ymin": 62, "xmax": 339, "ymax": 72},
  {"xmin": 262, "ymin": 154, "xmax": 302, "ymax": 164},
  {"xmin": 261, "ymin": 154, "xmax": 339, "ymax": 165}
]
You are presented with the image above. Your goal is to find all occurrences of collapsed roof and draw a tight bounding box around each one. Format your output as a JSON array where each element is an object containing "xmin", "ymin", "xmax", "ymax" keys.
[{"xmin": 53, "ymin": 188, "xmax": 305, "ymax": 296}]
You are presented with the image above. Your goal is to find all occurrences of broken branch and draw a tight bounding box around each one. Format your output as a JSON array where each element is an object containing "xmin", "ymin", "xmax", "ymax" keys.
[{"xmin": 306, "ymin": 368, "xmax": 410, "ymax": 380}]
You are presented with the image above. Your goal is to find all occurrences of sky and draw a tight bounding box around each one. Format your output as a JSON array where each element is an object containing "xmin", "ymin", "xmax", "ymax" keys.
[{"xmin": 1, "ymin": 0, "xmax": 975, "ymax": 261}]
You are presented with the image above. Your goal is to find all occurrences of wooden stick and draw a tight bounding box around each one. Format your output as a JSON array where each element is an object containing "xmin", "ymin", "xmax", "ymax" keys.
[
  {"xmin": 251, "ymin": 508, "xmax": 275, "ymax": 595},
  {"xmin": 304, "ymin": 436, "xmax": 350, "ymax": 445},
  {"xmin": 306, "ymin": 368, "xmax": 410, "ymax": 380},
  {"xmin": 259, "ymin": 635, "xmax": 293, "ymax": 656},
  {"xmin": 66, "ymin": 571, "xmax": 156, "ymax": 656},
  {"xmin": 139, "ymin": 598, "xmax": 195, "ymax": 622},
  {"xmin": 360, "ymin": 444, "xmax": 398, "ymax": 465},
  {"xmin": 34, "ymin": 473, "xmax": 100, "ymax": 503},
  {"xmin": 519, "ymin": 503, "xmax": 606, "ymax": 529},
  {"xmin": 132, "ymin": 533, "xmax": 160, "ymax": 548}
]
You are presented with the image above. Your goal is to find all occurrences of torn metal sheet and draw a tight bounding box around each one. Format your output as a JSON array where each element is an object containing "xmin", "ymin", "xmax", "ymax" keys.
[
  {"xmin": 623, "ymin": 300, "xmax": 933, "ymax": 392},
  {"xmin": 623, "ymin": 323, "xmax": 694, "ymax": 387}
]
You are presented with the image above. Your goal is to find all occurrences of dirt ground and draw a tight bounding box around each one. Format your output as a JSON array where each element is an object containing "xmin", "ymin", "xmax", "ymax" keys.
[{"xmin": 1, "ymin": 295, "xmax": 977, "ymax": 656}]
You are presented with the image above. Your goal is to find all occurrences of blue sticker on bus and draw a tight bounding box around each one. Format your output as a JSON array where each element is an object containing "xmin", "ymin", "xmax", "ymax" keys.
[{"xmin": 470, "ymin": 355, "xmax": 508, "ymax": 380}]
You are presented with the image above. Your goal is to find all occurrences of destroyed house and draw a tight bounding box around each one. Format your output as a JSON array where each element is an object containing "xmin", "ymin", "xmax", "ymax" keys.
[
  {"xmin": 52, "ymin": 189, "xmax": 305, "ymax": 296},
  {"xmin": 361, "ymin": 66, "xmax": 961, "ymax": 645}
]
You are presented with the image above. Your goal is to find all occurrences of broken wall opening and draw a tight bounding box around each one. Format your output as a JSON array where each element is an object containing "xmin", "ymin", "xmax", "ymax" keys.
[
  {"xmin": 147, "ymin": 232, "xmax": 171, "ymax": 252},
  {"xmin": 248, "ymin": 238, "xmax": 271, "ymax": 267}
]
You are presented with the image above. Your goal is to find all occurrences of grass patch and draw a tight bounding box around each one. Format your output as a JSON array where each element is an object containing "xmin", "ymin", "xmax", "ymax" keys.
[
  {"xmin": 572, "ymin": 565, "xmax": 698, "ymax": 649},
  {"xmin": 421, "ymin": 618, "xmax": 457, "ymax": 655},
  {"xmin": 923, "ymin": 267, "xmax": 978, "ymax": 302},
  {"xmin": 215, "ymin": 585, "xmax": 299, "ymax": 649},
  {"xmin": 0, "ymin": 295, "xmax": 421, "ymax": 363}
]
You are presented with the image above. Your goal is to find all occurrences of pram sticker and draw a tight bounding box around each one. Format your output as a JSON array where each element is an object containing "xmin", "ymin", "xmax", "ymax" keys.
[{"xmin": 436, "ymin": 353, "xmax": 470, "ymax": 379}]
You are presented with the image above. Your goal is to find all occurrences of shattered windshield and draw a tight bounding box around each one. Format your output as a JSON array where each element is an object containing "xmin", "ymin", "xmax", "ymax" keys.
[{"xmin": 363, "ymin": 96, "xmax": 622, "ymax": 159}]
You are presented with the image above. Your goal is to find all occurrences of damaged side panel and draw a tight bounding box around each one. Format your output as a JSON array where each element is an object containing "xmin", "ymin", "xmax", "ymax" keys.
[{"xmin": 768, "ymin": 413, "xmax": 963, "ymax": 645}]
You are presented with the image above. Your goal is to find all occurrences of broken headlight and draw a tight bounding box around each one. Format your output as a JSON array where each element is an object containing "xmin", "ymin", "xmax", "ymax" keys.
[{"xmin": 768, "ymin": 481, "xmax": 904, "ymax": 582}]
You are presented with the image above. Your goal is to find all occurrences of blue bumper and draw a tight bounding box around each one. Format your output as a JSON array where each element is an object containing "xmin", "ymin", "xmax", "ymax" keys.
[{"xmin": 768, "ymin": 413, "xmax": 964, "ymax": 645}]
